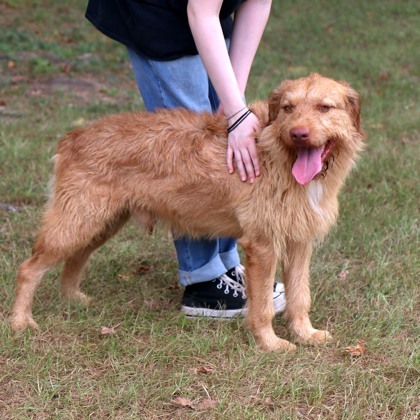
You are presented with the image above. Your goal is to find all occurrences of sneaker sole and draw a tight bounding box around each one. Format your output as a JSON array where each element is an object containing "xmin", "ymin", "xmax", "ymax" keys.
[
  {"xmin": 181, "ymin": 290, "xmax": 286, "ymax": 319},
  {"xmin": 181, "ymin": 306, "xmax": 245, "ymax": 319}
]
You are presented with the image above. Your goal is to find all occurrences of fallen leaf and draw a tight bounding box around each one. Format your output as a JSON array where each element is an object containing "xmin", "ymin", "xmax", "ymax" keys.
[
  {"xmin": 7, "ymin": 60, "xmax": 15, "ymax": 70},
  {"xmin": 249, "ymin": 395, "xmax": 275, "ymax": 406},
  {"xmin": 100, "ymin": 326, "xmax": 117, "ymax": 336},
  {"xmin": 172, "ymin": 396, "xmax": 193, "ymax": 408},
  {"xmin": 337, "ymin": 269, "xmax": 349, "ymax": 279},
  {"xmin": 193, "ymin": 366, "xmax": 214, "ymax": 375},
  {"xmin": 172, "ymin": 396, "xmax": 217, "ymax": 411},
  {"xmin": 135, "ymin": 264, "xmax": 153, "ymax": 275},
  {"xmin": 344, "ymin": 340, "xmax": 366, "ymax": 357},
  {"xmin": 194, "ymin": 399, "xmax": 217, "ymax": 410}
]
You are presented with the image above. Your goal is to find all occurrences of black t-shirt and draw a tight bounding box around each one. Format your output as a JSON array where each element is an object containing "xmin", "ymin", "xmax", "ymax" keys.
[{"xmin": 86, "ymin": 0, "xmax": 245, "ymax": 61}]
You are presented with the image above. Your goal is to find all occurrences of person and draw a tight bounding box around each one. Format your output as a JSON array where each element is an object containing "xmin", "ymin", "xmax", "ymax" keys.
[{"xmin": 85, "ymin": 0, "xmax": 285, "ymax": 318}]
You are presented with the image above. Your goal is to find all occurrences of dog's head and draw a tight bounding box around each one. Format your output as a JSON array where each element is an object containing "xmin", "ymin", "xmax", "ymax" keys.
[{"xmin": 266, "ymin": 73, "xmax": 365, "ymax": 185}]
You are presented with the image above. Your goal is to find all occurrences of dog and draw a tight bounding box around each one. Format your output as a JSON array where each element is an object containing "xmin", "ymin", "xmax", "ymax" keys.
[{"xmin": 10, "ymin": 74, "xmax": 365, "ymax": 352}]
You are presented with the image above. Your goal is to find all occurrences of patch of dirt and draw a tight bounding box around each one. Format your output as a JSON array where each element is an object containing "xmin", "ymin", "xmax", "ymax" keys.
[
  {"xmin": 36, "ymin": 76, "xmax": 100, "ymax": 96},
  {"xmin": 2, "ymin": 49, "xmax": 135, "ymax": 106}
]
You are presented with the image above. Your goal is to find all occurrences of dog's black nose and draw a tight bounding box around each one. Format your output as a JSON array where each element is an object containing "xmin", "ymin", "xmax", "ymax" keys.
[{"xmin": 290, "ymin": 127, "xmax": 310, "ymax": 144}]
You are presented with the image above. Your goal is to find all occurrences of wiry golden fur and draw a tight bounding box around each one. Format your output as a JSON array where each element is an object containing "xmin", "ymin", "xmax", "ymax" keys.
[{"xmin": 11, "ymin": 74, "xmax": 364, "ymax": 352}]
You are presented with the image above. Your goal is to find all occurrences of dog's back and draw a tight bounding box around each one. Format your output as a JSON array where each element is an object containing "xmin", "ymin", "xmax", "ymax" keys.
[{"xmin": 52, "ymin": 108, "xmax": 249, "ymax": 239}]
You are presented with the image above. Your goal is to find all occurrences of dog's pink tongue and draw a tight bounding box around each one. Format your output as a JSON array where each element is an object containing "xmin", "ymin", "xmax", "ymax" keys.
[{"xmin": 292, "ymin": 147, "xmax": 323, "ymax": 185}]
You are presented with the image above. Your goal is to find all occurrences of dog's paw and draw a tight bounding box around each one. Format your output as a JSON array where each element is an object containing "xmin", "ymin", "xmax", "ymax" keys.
[
  {"xmin": 10, "ymin": 314, "xmax": 40, "ymax": 332},
  {"xmin": 258, "ymin": 336, "xmax": 297, "ymax": 353},
  {"xmin": 62, "ymin": 290, "xmax": 92, "ymax": 305},
  {"xmin": 294, "ymin": 328, "xmax": 333, "ymax": 346}
]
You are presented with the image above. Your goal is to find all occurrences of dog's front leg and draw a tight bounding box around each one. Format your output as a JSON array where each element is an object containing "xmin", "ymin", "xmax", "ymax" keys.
[
  {"xmin": 242, "ymin": 240, "xmax": 296, "ymax": 352},
  {"xmin": 283, "ymin": 240, "xmax": 332, "ymax": 346}
]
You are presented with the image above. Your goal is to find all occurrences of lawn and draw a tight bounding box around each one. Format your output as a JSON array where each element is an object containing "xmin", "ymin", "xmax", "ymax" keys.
[{"xmin": 0, "ymin": 0, "xmax": 418, "ymax": 418}]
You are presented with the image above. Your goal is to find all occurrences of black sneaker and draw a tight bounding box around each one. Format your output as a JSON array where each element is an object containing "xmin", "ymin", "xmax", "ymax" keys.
[{"xmin": 181, "ymin": 265, "xmax": 286, "ymax": 319}]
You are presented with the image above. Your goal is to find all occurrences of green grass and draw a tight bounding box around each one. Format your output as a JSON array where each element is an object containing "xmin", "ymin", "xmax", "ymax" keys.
[{"xmin": 0, "ymin": 0, "xmax": 419, "ymax": 418}]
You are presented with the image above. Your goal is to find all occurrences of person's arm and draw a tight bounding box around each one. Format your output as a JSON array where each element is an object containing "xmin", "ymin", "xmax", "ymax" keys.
[
  {"xmin": 229, "ymin": 0, "xmax": 272, "ymax": 96},
  {"xmin": 187, "ymin": 0, "xmax": 272, "ymax": 183}
]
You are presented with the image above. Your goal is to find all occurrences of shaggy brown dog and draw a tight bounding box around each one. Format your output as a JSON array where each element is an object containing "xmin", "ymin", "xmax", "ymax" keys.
[{"xmin": 11, "ymin": 74, "xmax": 364, "ymax": 352}]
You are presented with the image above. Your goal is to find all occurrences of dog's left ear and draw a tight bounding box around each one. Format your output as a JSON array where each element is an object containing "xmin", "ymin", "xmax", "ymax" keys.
[
  {"xmin": 267, "ymin": 87, "xmax": 282, "ymax": 124},
  {"xmin": 340, "ymin": 82, "xmax": 366, "ymax": 138}
]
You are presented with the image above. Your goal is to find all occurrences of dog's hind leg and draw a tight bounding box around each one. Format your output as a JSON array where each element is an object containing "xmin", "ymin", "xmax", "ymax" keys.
[
  {"xmin": 10, "ymin": 247, "xmax": 60, "ymax": 331},
  {"xmin": 242, "ymin": 239, "xmax": 296, "ymax": 352},
  {"xmin": 11, "ymin": 200, "xmax": 128, "ymax": 331},
  {"xmin": 283, "ymin": 240, "xmax": 333, "ymax": 346},
  {"xmin": 60, "ymin": 211, "xmax": 130, "ymax": 303}
]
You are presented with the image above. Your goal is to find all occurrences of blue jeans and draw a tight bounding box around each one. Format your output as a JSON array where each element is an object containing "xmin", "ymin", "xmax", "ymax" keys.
[{"xmin": 128, "ymin": 48, "xmax": 240, "ymax": 286}]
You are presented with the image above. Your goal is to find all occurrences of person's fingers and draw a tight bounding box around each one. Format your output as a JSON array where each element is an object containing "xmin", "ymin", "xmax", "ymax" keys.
[
  {"xmin": 227, "ymin": 137, "xmax": 260, "ymax": 182},
  {"xmin": 247, "ymin": 140, "xmax": 260, "ymax": 178},
  {"xmin": 226, "ymin": 146, "xmax": 234, "ymax": 174},
  {"xmin": 234, "ymin": 151, "xmax": 247, "ymax": 182},
  {"xmin": 238, "ymin": 148, "xmax": 255, "ymax": 183}
]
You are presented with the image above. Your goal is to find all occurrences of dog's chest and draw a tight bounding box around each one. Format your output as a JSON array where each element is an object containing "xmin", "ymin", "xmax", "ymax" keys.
[{"xmin": 306, "ymin": 181, "xmax": 325, "ymax": 217}]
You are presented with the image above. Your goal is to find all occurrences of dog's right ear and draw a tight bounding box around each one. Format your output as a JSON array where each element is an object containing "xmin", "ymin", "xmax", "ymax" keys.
[
  {"xmin": 268, "ymin": 87, "xmax": 282, "ymax": 124},
  {"xmin": 339, "ymin": 81, "xmax": 366, "ymax": 139}
]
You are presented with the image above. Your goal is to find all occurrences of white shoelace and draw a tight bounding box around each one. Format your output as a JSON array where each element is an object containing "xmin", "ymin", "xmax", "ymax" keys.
[
  {"xmin": 233, "ymin": 264, "xmax": 246, "ymax": 285},
  {"xmin": 216, "ymin": 264, "xmax": 247, "ymax": 299}
]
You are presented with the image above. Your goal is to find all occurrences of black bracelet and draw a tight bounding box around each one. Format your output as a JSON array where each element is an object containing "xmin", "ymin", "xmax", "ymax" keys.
[
  {"xmin": 227, "ymin": 106, "xmax": 247, "ymax": 121},
  {"xmin": 227, "ymin": 109, "xmax": 252, "ymax": 134}
]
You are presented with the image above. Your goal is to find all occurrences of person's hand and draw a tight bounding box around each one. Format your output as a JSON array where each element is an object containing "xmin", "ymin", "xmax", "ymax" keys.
[{"xmin": 226, "ymin": 110, "xmax": 260, "ymax": 183}]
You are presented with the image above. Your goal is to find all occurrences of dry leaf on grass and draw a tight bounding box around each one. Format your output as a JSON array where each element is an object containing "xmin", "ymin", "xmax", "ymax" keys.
[
  {"xmin": 193, "ymin": 366, "xmax": 215, "ymax": 375},
  {"xmin": 194, "ymin": 399, "xmax": 218, "ymax": 410},
  {"xmin": 172, "ymin": 397, "xmax": 217, "ymax": 411},
  {"xmin": 337, "ymin": 269, "xmax": 349, "ymax": 279},
  {"xmin": 100, "ymin": 326, "xmax": 117, "ymax": 336},
  {"xmin": 344, "ymin": 340, "xmax": 367, "ymax": 357},
  {"xmin": 136, "ymin": 264, "xmax": 153, "ymax": 274},
  {"xmin": 172, "ymin": 396, "xmax": 193, "ymax": 408},
  {"xmin": 100, "ymin": 323, "xmax": 122, "ymax": 336},
  {"xmin": 249, "ymin": 395, "xmax": 274, "ymax": 406}
]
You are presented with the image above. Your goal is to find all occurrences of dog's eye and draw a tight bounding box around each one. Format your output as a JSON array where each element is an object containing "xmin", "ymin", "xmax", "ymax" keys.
[
  {"xmin": 318, "ymin": 105, "xmax": 333, "ymax": 113},
  {"xmin": 283, "ymin": 105, "xmax": 295, "ymax": 113}
]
